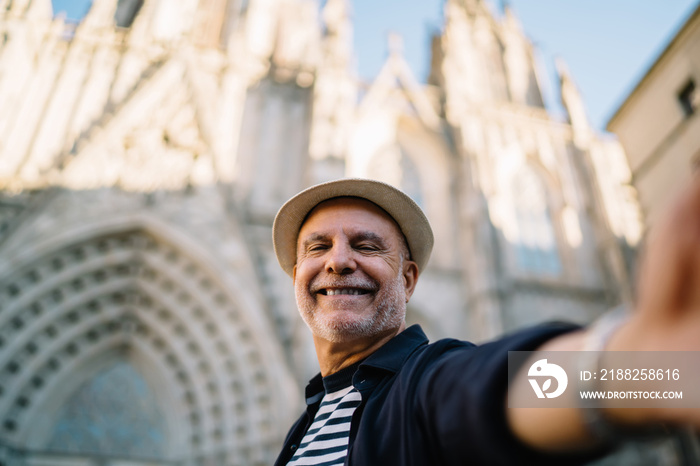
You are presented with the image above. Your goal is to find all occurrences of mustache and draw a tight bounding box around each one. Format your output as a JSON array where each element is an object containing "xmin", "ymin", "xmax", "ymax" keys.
[{"xmin": 309, "ymin": 274, "xmax": 379, "ymax": 294}]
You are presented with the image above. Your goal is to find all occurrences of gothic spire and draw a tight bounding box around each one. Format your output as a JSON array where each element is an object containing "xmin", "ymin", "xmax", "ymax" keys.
[
  {"xmin": 81, "ymin": 0, "xmax": 119, "ymax": 30},
  {"xmin": 25, "ymin": 0, "xmax": 53, "ymax": 20},
  {"xmin": 322, "ymin": 0, "xmax": 352, "ymax": 67},
  {"xmin": 557, "ymin": 58, "xmax": 592, "ymax": 148}
]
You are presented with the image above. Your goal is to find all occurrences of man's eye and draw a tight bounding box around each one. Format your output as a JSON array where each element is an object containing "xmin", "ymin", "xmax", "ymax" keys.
[
  {"xmin": 308, "ymin": 244, "xmax": 328, "ymax": 252},
  {"xmin": 355, "ymin": 244, "xmax": 378, "ymax": 252}
]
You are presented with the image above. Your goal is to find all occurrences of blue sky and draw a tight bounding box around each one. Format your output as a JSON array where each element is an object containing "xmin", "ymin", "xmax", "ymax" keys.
[
  {"xmin": 53, "ymin": 0, "xmax": 699, "ymax": 130},
  {"xmin": 352, "ymin": 0, "xmax": 699, "ymax": 131}
]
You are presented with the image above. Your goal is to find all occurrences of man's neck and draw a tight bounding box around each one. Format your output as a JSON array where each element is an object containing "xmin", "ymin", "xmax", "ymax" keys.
[{"xmin": 314, "ymin": 323, "xmax": 406, "ymax": 377}]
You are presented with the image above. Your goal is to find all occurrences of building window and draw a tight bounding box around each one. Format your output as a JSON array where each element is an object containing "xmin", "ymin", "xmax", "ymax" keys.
[
  {"xmin": 678, "ymin": 79, "xmax": 697, "ymax": 117},
  {"xmin": 367, "ymin": 145, "xmax": 425, "ymax": 209},
  {"xmin": 512, "ymin": 166, "xmax": 561, "ymax": 275},
  {"xmin": 400, "ymin": 151, "xmax": 425, "ymax": 209},
  {"xmin": 115, "ymin": 0, "xmax": 144, "ymax": 28},
  {"xmin": 47, "ymin": 362, "xmax": 167, "ymax": 458}
]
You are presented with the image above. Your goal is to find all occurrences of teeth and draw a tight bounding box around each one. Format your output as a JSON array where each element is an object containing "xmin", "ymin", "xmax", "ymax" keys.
[{"xmin": 326, "ymin": 289, "xmax": 363, "ymax": 296}]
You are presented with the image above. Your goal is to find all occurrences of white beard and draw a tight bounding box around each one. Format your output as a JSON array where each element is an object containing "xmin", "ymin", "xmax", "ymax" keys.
[{"xmin": 295, "ymin": 267, "xmax": 407, "ymax": 343}]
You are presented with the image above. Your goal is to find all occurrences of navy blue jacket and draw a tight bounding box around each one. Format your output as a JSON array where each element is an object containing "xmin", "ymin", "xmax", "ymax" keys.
[{"xmin": 275, "ymin": 324, "xmax": 604, "ymax": 465}]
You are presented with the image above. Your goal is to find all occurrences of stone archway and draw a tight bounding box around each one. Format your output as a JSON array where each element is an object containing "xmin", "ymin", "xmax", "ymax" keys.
[{"xmin": 0, "ymin": 226, "xmax": 294, "ymax": 465}]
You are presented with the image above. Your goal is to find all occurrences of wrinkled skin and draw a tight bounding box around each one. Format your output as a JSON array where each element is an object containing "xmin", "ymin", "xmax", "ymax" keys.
[{"xmin": 293, "ymin": 197, "xmax": 418, "ymax": 375}]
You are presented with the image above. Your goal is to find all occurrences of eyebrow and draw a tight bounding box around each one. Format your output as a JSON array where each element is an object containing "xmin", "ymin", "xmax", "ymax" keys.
[
  {"xmin": 351, "ymin": 231, "xmax": 387, "ymax": 248},
  {"xmin": 301, "ymin": 233, "xmax": 331, "ymax": 250}
]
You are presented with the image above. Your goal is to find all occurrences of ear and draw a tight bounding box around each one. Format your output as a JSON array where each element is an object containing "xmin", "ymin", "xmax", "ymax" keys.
[
  {"xmin": 403, "ymin": 260, "xmax": 419, "ymax": 300},
  {"xmin": 292, "ymin": 264, "xmax": 297, "ymax": 284}
]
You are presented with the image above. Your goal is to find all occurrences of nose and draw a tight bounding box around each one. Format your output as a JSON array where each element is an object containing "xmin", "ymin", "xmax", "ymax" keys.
[{"xmin": 325, "ymin": 242, "xmax": 356, "ymax": 275}]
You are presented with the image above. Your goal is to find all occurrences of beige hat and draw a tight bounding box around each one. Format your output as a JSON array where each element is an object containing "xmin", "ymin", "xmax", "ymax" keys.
[{"xmin": 273, "ymin": 178, "xmax": 434, "ymax": 277}]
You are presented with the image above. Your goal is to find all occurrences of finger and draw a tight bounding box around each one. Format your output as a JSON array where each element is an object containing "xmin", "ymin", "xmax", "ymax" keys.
[
  {"xmin": 637, "ymin": 176, "xmax": 700, "ymax": 316},
  {"xmin": 686, "ymin": 224, "xmax": 700, "ymax": 311},
  {"xmin": 678, "ymin": 175, "xmax": 700, "ymax": 311}
]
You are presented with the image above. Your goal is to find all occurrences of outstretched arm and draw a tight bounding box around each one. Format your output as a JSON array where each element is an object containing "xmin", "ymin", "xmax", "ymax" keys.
[{"xmin": 507, "ymin": 174, "xmax": 700, "ymax": 453}]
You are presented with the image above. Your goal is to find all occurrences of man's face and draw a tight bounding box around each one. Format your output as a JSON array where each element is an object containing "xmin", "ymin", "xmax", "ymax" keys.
[{"xmin": 293, "ymin": 197, "xmax": 418, "ymax": 343}]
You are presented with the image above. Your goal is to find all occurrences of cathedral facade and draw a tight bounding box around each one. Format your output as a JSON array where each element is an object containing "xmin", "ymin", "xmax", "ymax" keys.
[{"xmin": 0, "ymin": 0, "xmax": 641, "ymax": 464}]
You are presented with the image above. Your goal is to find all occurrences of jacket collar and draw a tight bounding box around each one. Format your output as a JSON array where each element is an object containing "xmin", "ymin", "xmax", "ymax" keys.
[
  {"xmin": 304, "ymin": 325, "xmax": 428, "ymax": 405},
  {"xmin": 359, "ymin": 324, "xmax": 428, "ymax": 373}
]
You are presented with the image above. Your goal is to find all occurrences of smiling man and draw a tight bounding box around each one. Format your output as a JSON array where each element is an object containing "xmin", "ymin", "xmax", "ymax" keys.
[
  {"xmin": 272, "ymin": 178, "xmax": 700, "ymax": 465},
  {"xmin": 293, "ymin": 197, "xmax": 416, "ymax": 374}
]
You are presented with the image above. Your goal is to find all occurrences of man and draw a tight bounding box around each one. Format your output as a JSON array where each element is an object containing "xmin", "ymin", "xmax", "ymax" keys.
[{"xmin": 271, "ymin": 178, "xmax": 700, "ymax": 465}]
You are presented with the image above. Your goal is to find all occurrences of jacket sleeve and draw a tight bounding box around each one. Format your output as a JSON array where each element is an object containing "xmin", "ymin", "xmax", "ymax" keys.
[{"xmin": 415, "ymin": 322, "xmax": 607, "ymax": 465}]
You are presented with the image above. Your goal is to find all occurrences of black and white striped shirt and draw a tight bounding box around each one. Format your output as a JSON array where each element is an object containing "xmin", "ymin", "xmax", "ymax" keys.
[{"xmin": 287, "ymin": 364, "xmax": 362, "ymax": 466}]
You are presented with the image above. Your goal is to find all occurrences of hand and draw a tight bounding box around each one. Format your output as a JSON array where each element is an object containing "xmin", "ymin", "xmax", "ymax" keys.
[
  {"xmin": 606, "ymin": 174, "xmax": 700, "ymax": 425},
  {"xmin": 611, "ymin": 174, "xmax": 700, "ymax": 351}
]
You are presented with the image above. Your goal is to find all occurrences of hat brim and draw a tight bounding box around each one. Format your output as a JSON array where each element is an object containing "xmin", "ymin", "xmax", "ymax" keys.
[{"xmin": 272, "ymin": 178, "xmax": 434, "ymax": 277}]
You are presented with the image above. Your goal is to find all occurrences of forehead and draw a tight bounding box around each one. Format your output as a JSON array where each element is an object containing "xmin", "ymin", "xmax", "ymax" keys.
[{"xmin": 298, "ymin": 197, "xmax": 403, "ymax": 240}]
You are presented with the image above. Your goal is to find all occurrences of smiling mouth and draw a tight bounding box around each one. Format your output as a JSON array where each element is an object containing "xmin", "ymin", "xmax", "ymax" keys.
[{"xmin": 319, "ymin": 288, "xmax": 371, "ymax": 296}]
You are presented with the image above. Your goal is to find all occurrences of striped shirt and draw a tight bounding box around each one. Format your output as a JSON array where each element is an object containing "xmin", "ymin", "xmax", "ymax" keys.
[{"xmin": 287, "ymin": 364, "xmax": 362, "ymax": 466}]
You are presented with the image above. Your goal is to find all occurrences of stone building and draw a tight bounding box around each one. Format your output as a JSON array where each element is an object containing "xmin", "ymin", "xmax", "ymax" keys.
[
  {"xmin": 607, "ymin": 4, "xmax": 700, "ymax": 228},
  {"xmin": 0, "ymin": 0, "xmax": 642, "ymax": 464}
]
